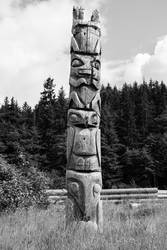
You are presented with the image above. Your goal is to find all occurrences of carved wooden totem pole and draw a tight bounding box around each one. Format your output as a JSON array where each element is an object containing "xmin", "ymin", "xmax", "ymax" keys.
[{"xmin": 66, "ymin": 7, "xmax": 103, "ymax": 232}]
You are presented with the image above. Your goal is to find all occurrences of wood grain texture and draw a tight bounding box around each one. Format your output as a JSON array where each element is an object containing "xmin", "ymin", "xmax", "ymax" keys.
[
  {"xmin": 66, "ymin": 170, "xmax": 103, "ymax": 232},
  {"xmin": 66, "ymin": 7, "xmax": 103, "ymax": 231}
]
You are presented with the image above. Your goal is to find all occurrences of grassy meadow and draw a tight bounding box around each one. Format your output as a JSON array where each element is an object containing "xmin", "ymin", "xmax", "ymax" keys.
[{"xmin": 0, "ymin": 201, "xmax": 167, "ymax": 250}]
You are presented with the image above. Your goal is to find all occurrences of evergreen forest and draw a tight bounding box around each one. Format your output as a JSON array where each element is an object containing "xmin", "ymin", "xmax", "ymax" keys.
[{"xmin": 1, "ymin": 78, "xmax": 167, "ymax": 190}]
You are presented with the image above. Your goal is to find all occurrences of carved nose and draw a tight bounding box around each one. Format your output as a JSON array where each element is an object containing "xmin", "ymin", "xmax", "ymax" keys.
[
  {"xmin": 85, "ymin": 116, "xmax": 89, "ymax": 127},
  {"xmin": 92, "ymin": 67, "xmax": 97, "ymax": 77}
]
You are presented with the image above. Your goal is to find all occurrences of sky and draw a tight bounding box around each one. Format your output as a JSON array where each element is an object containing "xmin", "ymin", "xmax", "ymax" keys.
[{"xmin": 1, "ymin": 0, "xmax": 167, "ymax": 106}]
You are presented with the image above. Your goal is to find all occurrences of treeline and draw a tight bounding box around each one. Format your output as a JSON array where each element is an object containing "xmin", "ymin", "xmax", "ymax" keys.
[{"xmin": 1, "ymin": 78, "xmax": 167, "ymax": 189}]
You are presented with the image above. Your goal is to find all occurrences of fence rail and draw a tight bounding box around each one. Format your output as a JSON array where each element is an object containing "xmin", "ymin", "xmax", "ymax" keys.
[{"xmin": 45, "ymin": 188, "xmax": 167, "ymax": 204}]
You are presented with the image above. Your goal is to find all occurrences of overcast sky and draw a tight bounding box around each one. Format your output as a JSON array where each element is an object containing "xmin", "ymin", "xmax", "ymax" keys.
[{"xmin": 1, "ymin": 0, "xmax": 167, "ymax": 106}]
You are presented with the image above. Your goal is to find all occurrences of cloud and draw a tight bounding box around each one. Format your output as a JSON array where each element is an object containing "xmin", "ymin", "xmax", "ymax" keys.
[
  {"xmin": 143, "ymin": 36, "xmax": 167, "ymax": 81},
  {"xmin": 103, "ymin": 35, "xmax": 167, "ymax": 87},
  {"xmin": 3, "ymin": 0, "xmax": 167, "ymax": 106},
  {"xmin": 102, "ymin": 54, "xmax": 150, "ymax": 87},
  {"xmin": 0, "ymin": 0, "xmax": 106, "ymax": 106}
]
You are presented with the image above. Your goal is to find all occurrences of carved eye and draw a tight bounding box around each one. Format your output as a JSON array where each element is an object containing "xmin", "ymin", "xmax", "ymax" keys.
[
  {"xmin": 68, "ymin": 182, "xmax": 79, "ymax": 196},
  {"xmin": 91, "ymin": 114, "xmax": 98, "ymax": 125},
  {"xmin": 69, "ymin": 114, "xmax": 79, "ymax": 122},
  {"xmin": 71, "ymin": 58, "xmax": 84, "ymax": 67},
  {"xmin": 92, "ymin": 60, "xmax": 100, "ymax": 70},
  {"xmin": 69, "ymin": 113, "xmax": 82, "ymax": 123},
  {"xmin": 93, "ymin": 184, "xmax": 101, "ymax": 197}
]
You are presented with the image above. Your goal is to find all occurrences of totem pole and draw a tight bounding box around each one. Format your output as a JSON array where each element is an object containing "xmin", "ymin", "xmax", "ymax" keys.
[{"xmin": 66, "ymin": 7, "xmax": 103, "ymax": 231}]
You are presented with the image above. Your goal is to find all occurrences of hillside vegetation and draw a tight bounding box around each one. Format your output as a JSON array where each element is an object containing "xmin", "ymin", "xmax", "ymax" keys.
[
  {"xmin": 0, "ymin": 156, "xmax": 48, "ymax": 212},
  {"xmin": 1, "ymin": 78, "xmax": 167, "ymax": 191}
]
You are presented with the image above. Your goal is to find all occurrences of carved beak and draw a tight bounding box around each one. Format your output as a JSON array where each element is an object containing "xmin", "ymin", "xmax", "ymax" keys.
[{"xmin": 85, "ymin": 116, "xmax": 88, "ymax": 127}]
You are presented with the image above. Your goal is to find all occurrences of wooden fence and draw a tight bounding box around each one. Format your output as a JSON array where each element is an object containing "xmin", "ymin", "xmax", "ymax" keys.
[{"xmin": 45, "ymin": 188, "xmax": 167, "ymax": 204}]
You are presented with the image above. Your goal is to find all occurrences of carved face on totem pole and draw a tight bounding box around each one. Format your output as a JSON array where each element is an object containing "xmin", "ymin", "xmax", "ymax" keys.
[
  {"xmin": 70, "ymin": 54, "xmax": 101, "ymax": 89},
  {"xmin": 69, "ymin": 54, "xmax": 101, "ymax": 114},
  {"xmin": 69, "ymin": 8, "xmax": 101, "ymax": 115},
  {"xmin": 67, "ymin": 109, "xmax": 101, "ymax": 171},
  {"xmin": 66, "ymin": 170, "xmax": 102, "ymax": 226}
]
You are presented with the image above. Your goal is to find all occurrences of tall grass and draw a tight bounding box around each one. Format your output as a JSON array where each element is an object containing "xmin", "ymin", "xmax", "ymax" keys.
[{"xmin": 0, "ymin": 201, "xmax": 167, "ymax": 249}]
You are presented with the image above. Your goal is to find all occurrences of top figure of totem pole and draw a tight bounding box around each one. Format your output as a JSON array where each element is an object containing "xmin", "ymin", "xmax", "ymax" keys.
[{"xmin": 66, "ymin": 7, "xmax": 103, "ymax": 232}]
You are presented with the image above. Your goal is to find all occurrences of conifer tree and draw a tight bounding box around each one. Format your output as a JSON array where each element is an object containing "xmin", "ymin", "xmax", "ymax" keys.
[
  {"xmin": 35, "ymin": 77, "xmax": 56, "ymax": 170},
  {"xmin": 116, "ymin": 84, "xmax": 137, "ymax": 147},
  {"xmin": 101, "ymin": 106, "xmax": 125, "ymax": 188}
]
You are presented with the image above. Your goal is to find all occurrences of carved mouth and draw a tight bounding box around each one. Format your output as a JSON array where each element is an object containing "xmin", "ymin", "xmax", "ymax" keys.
[
  {"xmin": 92, "ymin": 77, "xmax": 99, "ymax": 82},
  {"xmin": 78, "ymin": 73, "xmax": 91, "ymax": 78},
  {"xmin": 78, "ymin": 74, "xmax": 98, "ymax": 82}
]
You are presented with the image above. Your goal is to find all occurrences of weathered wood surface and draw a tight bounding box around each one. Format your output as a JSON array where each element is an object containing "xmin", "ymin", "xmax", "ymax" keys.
[
  {"xmin": 157, "ymin": 190, "xmax": 167, "ymax": 199},
  {"xmin": 46, "ymin": 188, "xmax": 167, "ymax": 205},
  {"xmin": 66, "ymin": 7, "xmax": 102, "ymax": 231},
  {"xmin": 102, "ymin": 188, "xmax": 158, "ymax": 195},
  {"xmin": 101, "ymin": 194, "xmax": 157, "ymax": 200},
  {"xmin": 46, "ymin": 188, "xmax": 158, "ymax": 196}
]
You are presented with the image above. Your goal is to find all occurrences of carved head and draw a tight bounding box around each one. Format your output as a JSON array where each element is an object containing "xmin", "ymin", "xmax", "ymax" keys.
[
  {"xmin": 67, "ymin": 171, "xmax": 102, "ymax": 222},
  {"xmin": 72, "ymin": 8, "xmax": 101, "ymax": 55},
  {"xmin": 67, "ymin": 126, "xmax": 101, "ymax": 171},
  {"xmin": 70, "ymin": 53, "xmax": 101, "ymax": 90},
  {"xmin": 68, "ymin": 109, "xmax": 100, "ymax": 128},
  {"xmin": 69, "ymin": 7, "xmax": 101, "ymax": 110}
]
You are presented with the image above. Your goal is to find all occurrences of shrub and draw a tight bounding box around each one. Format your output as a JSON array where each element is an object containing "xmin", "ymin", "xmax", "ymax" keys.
[{"xmin": 0, "ymin": 156, "xmax": 49, "ymax": 212}]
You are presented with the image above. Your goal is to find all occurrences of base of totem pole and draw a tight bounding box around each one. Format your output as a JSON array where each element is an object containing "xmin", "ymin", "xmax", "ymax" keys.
[
  {"xmin": 66, "ymin": 198, "xmax": 103, "ymax": 233},
  {"xmin": 66, "ymin": 170, "xmax": 103, "ymax": 233}
]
